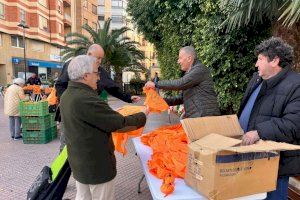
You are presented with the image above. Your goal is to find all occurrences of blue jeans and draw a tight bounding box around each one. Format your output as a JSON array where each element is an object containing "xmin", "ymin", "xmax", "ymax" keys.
[{"xmin": 266, "ymin": 176, "xmax": 289, "ymax": 200}]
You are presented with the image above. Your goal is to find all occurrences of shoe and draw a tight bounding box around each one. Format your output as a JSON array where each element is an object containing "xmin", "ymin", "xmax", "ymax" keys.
[
  {"xmin": 14, "ymin": 136, "xmax": 23, "ymax": 140},
  {"xmin": 11, "ymin": 136, "xmax": 14, "ymax": 139}
]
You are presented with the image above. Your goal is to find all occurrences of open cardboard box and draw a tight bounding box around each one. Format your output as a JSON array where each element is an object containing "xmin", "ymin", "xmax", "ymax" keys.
[{"xmin": 181, "ymin": 115, "xmax": 300, "ymax": 199}]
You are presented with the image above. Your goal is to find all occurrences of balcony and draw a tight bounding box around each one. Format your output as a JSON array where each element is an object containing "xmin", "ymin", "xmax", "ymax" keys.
[
  {"xmin": 63, "ymin": 0, "xmax": 71, "ymax": 7},
  {"xmin": 63, "ymin": 13, "xmax": 71, "ymax": 27}
]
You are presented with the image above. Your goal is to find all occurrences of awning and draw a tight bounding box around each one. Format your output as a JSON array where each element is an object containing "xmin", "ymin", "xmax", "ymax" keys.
[{"xmin": 12, "ymin": 57, "xmax": 62, "ymax": 69}]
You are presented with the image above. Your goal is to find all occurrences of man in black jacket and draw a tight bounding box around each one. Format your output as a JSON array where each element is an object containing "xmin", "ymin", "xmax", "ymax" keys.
[
  {"xmin": 238, "ymin": 37, "xmax": 300, "ymax": 199},
  {"xmin": 56, "ymin": 44, "xmax": 140, "ymax": 151}
]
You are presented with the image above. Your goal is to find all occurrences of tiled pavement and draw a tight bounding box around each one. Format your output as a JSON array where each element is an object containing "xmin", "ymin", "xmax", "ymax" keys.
[{"xmin": 0, "ymin": 96, "xmax": 179, "ymax": 200}]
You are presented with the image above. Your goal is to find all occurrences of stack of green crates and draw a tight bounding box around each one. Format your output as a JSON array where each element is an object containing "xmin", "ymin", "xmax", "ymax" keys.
[{"xmin": 19, "ymin": 101, "xmax": 57, "ymax": 144}]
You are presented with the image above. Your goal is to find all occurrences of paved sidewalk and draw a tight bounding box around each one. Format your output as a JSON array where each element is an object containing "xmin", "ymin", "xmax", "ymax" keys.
[{"xmin": 0, "ymin": 96, "xmax": 179, "ymax": 200}]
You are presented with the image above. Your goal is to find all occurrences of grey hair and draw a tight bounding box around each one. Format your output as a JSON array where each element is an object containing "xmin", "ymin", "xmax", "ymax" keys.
[
  {"xmin": 180, "ymin": 46, "xmax": 197, "ymax": 59},
  {"xmin": 68, "ymin": 55, "xmax": 97, "ymax": 81},
  {"xmin": 13, "ymin": 78, "xmax": 25, "ymax": 86}
]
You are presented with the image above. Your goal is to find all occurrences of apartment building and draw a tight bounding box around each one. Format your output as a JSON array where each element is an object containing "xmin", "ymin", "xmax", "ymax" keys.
[
  {"xmin": 97, "ymin": 0, "xmax": 159, "ymax": 81},
  {"xmin": 0, "ymin": 0, "xmax": 98, "ymax": 85}
]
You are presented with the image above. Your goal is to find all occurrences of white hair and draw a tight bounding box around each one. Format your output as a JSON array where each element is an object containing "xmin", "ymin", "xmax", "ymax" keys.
[
  {"xmin": 180, "ymin": 46, "xmax": 197, "ymax": 59},
  {"xmin": 68, "ymin": 55, "xmax": 97, "ymax": 81},
  {"xmin": 13, "ymin": 78, "xmax": 25, "ymax": 86}
]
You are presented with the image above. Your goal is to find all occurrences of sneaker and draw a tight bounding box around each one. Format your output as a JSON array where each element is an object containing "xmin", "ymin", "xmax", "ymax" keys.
[{"xmin": 14, "ymin": 136, "xmax": 22, "ymax": 141}]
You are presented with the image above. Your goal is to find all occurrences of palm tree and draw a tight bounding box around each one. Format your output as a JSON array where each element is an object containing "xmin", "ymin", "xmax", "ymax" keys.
[
  {"xmin": 61, "ymin": 18, "xmax": 145, "ymax": 86},
  {"xmin": 222, "ymin": 0, "xmax": 300, "ymax": 31},
  {"xmin": 222, "ymin": 0, "xmax": 300, "ymax": 71}
]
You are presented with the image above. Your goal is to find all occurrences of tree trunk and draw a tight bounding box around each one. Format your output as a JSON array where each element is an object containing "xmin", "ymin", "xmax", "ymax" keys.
[
  {"xmin": 114, "ymin": 66, "xmax": 123, "ymax": 89},
  {"xmin": 272, "ymin": 22, "xmax": 300, "ymax": 72}
]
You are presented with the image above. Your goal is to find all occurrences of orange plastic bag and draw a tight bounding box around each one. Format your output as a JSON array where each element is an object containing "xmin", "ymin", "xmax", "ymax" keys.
[
  {"xmin": 141, "ymin": 124, "xmax": 188, "ymax": 196},
  {"xmin": 112, "ymin": 105, "xmax": 145, "ymax": 155},
  {"xmin": 47, "ymin": 88, "xmax": 57, "ymax": 106},
  {"xmin": 143, "ymin": 88, "xmax": 169, "ymax": 113}
]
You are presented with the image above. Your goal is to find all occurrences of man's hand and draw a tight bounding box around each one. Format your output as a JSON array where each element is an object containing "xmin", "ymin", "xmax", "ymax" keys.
[
  {"xmin": 145, "ymin": 81, "xmax": 155, "ymax": 89},
  {"xmin": 131, "ymin": 96, "xmax": 141, "ymax": 103},
  {"xmin": 242, "ymin": 130, "xmax": 260, "ymax": 145},
  {"xmin": 141, "ymin": 106, "xmax": 149, "ymax": 116}
]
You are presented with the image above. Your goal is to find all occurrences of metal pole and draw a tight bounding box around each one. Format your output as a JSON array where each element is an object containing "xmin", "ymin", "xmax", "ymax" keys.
[{"xmin": 23, "ymin": 27, "xmax": 27, "ymax": 81}]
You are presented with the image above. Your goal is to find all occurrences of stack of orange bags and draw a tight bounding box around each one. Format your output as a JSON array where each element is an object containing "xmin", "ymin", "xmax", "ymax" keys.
[{"xmin": 141, "ymin": 124, "xmax": 188, "ymax": 196}]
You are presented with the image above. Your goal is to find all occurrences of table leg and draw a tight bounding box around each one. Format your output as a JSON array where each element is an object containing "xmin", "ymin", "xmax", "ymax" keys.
[{"xmin": 138, "ymin": 175, "xmax": 145, "ymax": 193}]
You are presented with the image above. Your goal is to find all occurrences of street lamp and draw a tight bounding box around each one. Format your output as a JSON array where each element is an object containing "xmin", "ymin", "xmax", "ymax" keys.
[{"xmin": 17, "ymin": 23, "xmax": 29, "ymax": 81}]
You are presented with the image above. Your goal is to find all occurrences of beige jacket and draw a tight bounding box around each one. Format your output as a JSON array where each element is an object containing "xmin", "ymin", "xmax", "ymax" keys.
[{"xmin": 4, "ymin": 84, "xmax": 25, "ymax": 116}]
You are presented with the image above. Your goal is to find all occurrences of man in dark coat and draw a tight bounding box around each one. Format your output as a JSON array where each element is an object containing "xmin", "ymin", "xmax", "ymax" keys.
[
  {"xmin": 26, "ymin": 73, "xmax": 41, "ymax": 85},
  {"xmin": 145, "ymin": 46, "xmax": 220, "ymax": 118},
  {"xmin": 60, "ymin": 54, "xmax": 147, "ymax": 200},
  {"xmin": 55, "ymin": 44, "xmax": 140, "ymax": 151},
  {"xmin": 238, "ymin": 37, "xmax": 300, "ymax": 199}
]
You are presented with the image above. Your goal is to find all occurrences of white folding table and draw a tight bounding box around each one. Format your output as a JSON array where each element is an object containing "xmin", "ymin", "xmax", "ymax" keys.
[{"xmin": 132, "ymin": 137, "xmax": 267, "ymax": 200}]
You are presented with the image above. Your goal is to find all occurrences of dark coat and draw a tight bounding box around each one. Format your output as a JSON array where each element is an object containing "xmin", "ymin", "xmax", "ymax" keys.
[
  {"xmin": 156, "ymin": 59, "xmax": 220, "ymax": 118},
  {"xmin": 238, "ymin": 67, "xmax": 300, "ymax": 177},
  {"xmin": 26, "ymin": 77, "xmax": 41, "ymax": 85},
  {"xmin": 55, "ymin": 60, "xmax": 132, "ymax": 103},
  {"xmin": 60, "ymin": 81, "xmax": 146, "ymax": 184}
]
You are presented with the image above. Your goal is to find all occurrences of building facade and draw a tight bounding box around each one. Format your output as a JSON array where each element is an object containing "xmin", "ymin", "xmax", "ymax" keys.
[
  {"xmin": 97, "ymin": 0, "xmax": 159, "ymax": 81},
  {"xmin": 0, "ymin": 0, "xmax": 98, "ymax": 85}
]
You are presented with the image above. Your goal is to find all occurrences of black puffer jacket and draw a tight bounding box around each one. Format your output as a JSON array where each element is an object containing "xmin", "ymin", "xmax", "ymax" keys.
[
  {"xmin": 55, "ymin": 60, "xmax": 132, "ymax": 102},
  {"xmin": 238, "ymin": 66, "xmax": 300, "ymax": 177},
  {"xmin": 157, "ymin": 59, "xmax": 220, "ymax": 118}
]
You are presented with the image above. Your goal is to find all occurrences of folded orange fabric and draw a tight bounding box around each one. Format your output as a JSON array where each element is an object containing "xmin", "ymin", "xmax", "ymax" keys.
[
  {"xmin": 112, "ymin": 105, "xmax": 145, "ymax": 155},
  {"xmin": 141, "ymin": 124, "xmax": 188, "ymax": 196},
  {"xmin": 143, "ymin": 87, "xmax": 169, "ymax": 113}
]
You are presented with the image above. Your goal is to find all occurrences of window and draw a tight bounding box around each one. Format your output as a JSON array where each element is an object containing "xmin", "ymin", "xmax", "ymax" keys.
[
  {"xmin": 58, "ymin": 23, "xmax": 63, "ymax": 35},
  {"xmin": 20, "ymin": 9, "xmax": 26, "ymax": 24},
  {"xmin": 58, "ymin": 1, "xmax": 63, "ymax": 14},
  {"xmin": 99, "ymin": 0, "xmax": 105, "ymax": 6},
  {"xmin": 111, "ymin": 15, "xmax": 123, "ymax": 23},
  {"xmin": 11, "ymin": 36, "xmax": 24, "ymax": 48},
  {"xmin": 0, "ymin": 3, "xmax": 5, "ymax": 19},
  {"xmin": 92, "ymin": 4, "xmax": 97, "ymax": 14},
  {"xmin": 83, "ymin": 0, "xmax": 87, "ymax": 9},
  {"xmin": 92, "ymin": 22, "xmax": 97, "ymax": 31},
  {"xmin": 98, "ymin": 15, "xmax": 105, "ymax": 21},
  {"xmin": 39, "ymin": 15, "xmax": 49, "ymax": 31},
  {"xmin": 112, "ymin": 0, "xmax": 123, "ymax": 8},
  {"xmin": 83, "ymin": 18, "xmax": 88, "ymax": 25},
  {"xmin": 39, "ymin": 0, "xmax": 48, "ymax": 8}
]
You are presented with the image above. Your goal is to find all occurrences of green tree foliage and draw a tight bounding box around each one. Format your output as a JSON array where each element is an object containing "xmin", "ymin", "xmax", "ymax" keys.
[
  {"xmin": 127, "ymin": 0, "xmax": 271, "ymax": 113},
  {"xmin": 61, "ymin": 19, "xmax": 145, "ymax": 86}
]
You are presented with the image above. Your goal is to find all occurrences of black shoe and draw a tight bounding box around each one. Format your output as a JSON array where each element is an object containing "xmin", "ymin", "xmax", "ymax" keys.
[
  {"xmin": 14, "ymin": 136, "xmax": 23, "ymax": 141},
  {"xmin": 11, "ymin": 136, "xmax": 14, "ymax": 139}
]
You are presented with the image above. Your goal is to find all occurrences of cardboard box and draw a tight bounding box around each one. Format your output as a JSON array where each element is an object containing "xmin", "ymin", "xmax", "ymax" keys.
[{"xmin": 181, "ymin": 115, "xmax": 300, "ymax": 200}]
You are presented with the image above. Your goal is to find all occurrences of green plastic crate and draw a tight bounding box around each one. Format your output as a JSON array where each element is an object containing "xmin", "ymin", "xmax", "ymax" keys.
[
  {"xmin": 22, "ymin": 129, "xmax": 52, "ymax": 144},
  {"xmin": 21, "ymin": 115, "xmax": 51, "ymax": 130},
  {"xmin": 50, "ymin": 113, "xmax": 56, "ymax": 127},
  {"xmin": 50, "ymin": 126, "xmax": 57, "ymax": 140},
  {"xmin": 19, "ymin": 100, "xmax": 49, "ymax": 116}
]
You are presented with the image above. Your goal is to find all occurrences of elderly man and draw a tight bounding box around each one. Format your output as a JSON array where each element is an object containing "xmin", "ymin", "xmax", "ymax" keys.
[
  {"xmin": 238, "ymin": 37, "xmax": 300, "ymax": 199},
  {"xmin": 56, "ymin": 44, "xmax": 140, "ymax": 151},
  {"xmin": 60, "ymin": 54, "xmax": 147, "ymax": 200},
  {"xmin": 145, "ymin": 46, "xmax": 220, "ymax": 118},
  {"xmin": 26, "ymin": 73, "xmax": 41, "ymax": 85}
]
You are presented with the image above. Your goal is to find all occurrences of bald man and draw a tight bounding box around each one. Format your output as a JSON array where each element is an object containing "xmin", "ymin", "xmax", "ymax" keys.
[{"xmin": 55, "ymin": 44, "xmax": 140, "ymax": 151}]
